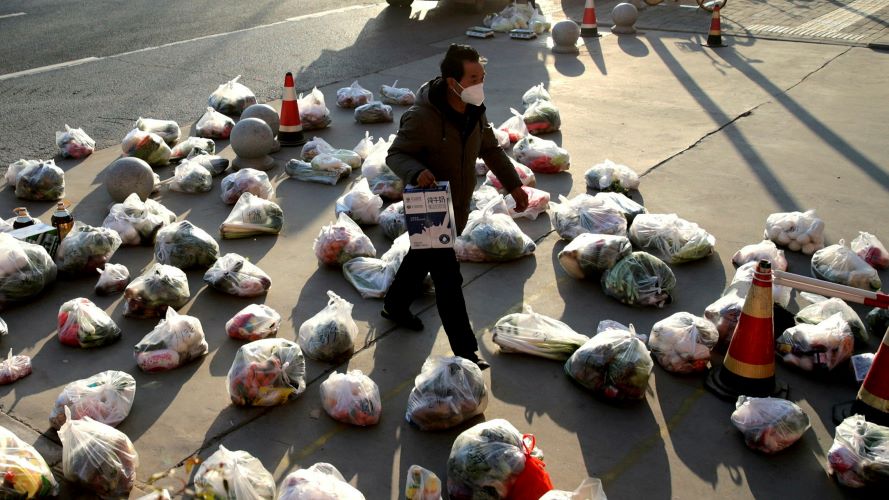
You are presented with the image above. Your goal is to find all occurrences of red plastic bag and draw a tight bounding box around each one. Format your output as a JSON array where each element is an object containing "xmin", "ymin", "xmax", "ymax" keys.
[{"xmin": 506, "ymin": 434, "xmax": 553, "ymax": 500}]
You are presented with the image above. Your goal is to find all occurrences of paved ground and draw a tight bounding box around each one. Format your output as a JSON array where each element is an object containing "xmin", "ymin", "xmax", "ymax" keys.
[{"xmin": 1, "ymin": 1, "xmax": 889, "ymax": 499}]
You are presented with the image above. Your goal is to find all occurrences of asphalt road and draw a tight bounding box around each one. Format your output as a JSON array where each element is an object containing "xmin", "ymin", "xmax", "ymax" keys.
[{"xmin": 0, "ymin": 0, "xmax": 510, "ymax": 166}]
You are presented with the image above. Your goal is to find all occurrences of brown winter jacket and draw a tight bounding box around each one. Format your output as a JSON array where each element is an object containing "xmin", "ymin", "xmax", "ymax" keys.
[{"xmin": 386, "ymin": 77, "xmax": 522, "ymax": 233}]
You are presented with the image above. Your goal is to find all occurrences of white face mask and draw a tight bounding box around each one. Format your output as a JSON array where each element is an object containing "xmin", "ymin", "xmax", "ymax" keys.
[{"xmin": 455, "ymin": 82, "xmax": 485, "ymax": 106}]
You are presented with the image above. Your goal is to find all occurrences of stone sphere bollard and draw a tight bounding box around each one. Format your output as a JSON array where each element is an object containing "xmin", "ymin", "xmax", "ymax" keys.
[
  {"xmin": 230, "ymin": 117, "xmax": 276, "ymax": 171},
  {"xmin": 612, "ymin": 3, "xmax": 639, "ymax": 35},
  {"xmin": 241, "ymin": 104, "xmax": 281, "ymax": 153},
  {"xmin": 551, "ymin": 20, "xmax": 581, "ymax": 54},
  {"xmin": 105, "ymin": 157, "xmax": 155, "ymax": 202}
]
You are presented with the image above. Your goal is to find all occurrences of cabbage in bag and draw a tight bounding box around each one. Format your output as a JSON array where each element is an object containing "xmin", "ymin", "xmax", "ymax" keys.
[
  {"xmin": 298, "ymin": 291, "xmax": 358, "ymax": 363},
  {"xmin": 602, "ymin": 251, "xmax": 676, "ymax": 308}
]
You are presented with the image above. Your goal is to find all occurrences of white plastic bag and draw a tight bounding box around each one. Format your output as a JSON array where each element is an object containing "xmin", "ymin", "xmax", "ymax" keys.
[
  {"xmin": 134, "ymin": 307, "xmax": 209, "ymax": 372},
  {"xmin": 227, "ymin": 338, "xmax": 306, "ymax": 406},
  {"xmin": 0, "ymin": 233, "xmax": 57, "ymax": 308},
  {"xmin": 380, "ymin": 80, "xmax": 416, "ymax": 106},
  {"xmin": 59, "ymin": 408, "xmax": 138, "ymax": 499},
  {"xmin": 278, "ymin": 463, "xmax": 365, "ymax": 500},
  {"xmin": 57, "ymin": 297, "xmax": 121, "ymax": 348},
  {"xmin": 828, "ymin": 415, "xmax": 889, "ymax": 488},
  {"xmin": 187, "ymin": 149, "xmax": 230, "ymax": 176},
  {"xmin": 648, "ymin": 312, "xmax": 719, "ymax": 374},
  {"xmin": 193, "ymin": 445, "xmax": 276, "ymax": 499},
  {"xmin": 362, "ymin": 136, "xmax": 404, "ymax": 200},
  {"xmin": 456, "ymin": 198, "xmax": 536, "ymax": 263},
  {"xmin": 565, "ymin": 327, "xmax": 653, "ymax": 400},
  {"xmin": 795, "ymin": 296, "xmax": 868, "ymax": 342},
  {"xmin": 540, "ymin": 478, "xmax": 608, "ymax": 500},
  {"xmin": 342, "ymin": 233, "xmax": 410, "ymax": 298},
  {"xmin": 406, "ymin": 356, "xmax": 488, "ymax": 431},
  {"xmin": 154, "ymin": 220, "xmax": 220, "ymax": 269},
  {"xmin": 558, "ymin": 233, "xmax": 632, "ymax": 279},
  {"xmin": 353, "ymin": 131, "xmax": 374, "ymax": 160},
  {"xmin": 764, "ymin": 209, "xmax": 825, "ymax": 254},
  {"xmin": 812, "ymin": 240, "xmax": 882, "ymax": 290},
  {"xmin": 447, "ymin": 419, "xmax": 537, "ymax": 498},
  {"xmin": 492, "ymin": 305, "xmax": 589, "ymax": 360},
  {"xmin": 584, "ymin": 159, "xmax": 640, "ymax": 193},
  {"xmin": 167, "ymin": 159, "xmax": 212, "ymax": 193},
  {"xmin": 354, "ymin": 101, "xmax": 393, "ymax": 124},
  {"xmin": 135, "ymin": 117, "xmax": 181, "ymax": 146},
  {"xmin": 122, "ymin": 129, "xmax": 171, "ymax": 167},
  {"xmin": 513, "ymin": 135, "xmax": 570, "ymax": 173},
  {"xmin": 522, "ymin": 99, "xmax": 561, "ymax": 135},
  {"xmin": 550, "ymin": 194, "xmax": 627, "ymax": 240},
  {"xmin": 14, "ymin": 159, "xmax": 65, "ymax": 200},
  {"xmin": 285, "ymin": 158, "xmax": 349, "ymax": 185},
  {"xmin": 55, "ymin": 222, "xmax": 122, "ymax": 275},
  {"xmin": 320, "ymin": 370, "xmax": 382, "ymax": 426},
  {"xmin": 313, "ymin": 213, "xmax": 377, "ymax": 266},
  {"xmin": 336, "ymin": 178, "xmax": 384, "ymax": 225},
  {"xmin": 379, "ymin": 201, "xmax": 406, "ymax": 240},
  {"xmin": 491, "ymin": 123, "xmax": 510, "ymax": 149},
  {"xmin": 208, "ymin": 75, "xmax": 257, "ymax": 115},
  {"xmin": 123, "ymin": 263, "xmax": 190, "ymax": 319},
  {"xmin": 203, "ymin": 253, "xmax": 272, "ymax": 297},
  {"xmin": 196, "ymin": 106, "xmax": 235, "ymax": 139},
  {"xmin": 0, "ymin": 349, "xmax": 32, "ymax": 385},
  {"xmin": 732, "ymin": 240, "xmax": 788, "ymax": 271},
  {"xmin": 506, "ymin": 186, "xmax": 549, "ymax": 220},
  {"xmin": 226, "ymin": 303, "xmax": 281, "ymax": 341},
  {"xmin": 602, "ymin": 252, "xmax": 676, "ymax": 308},
  {"xmin": 471, "ymin": 184, "xmax": 501, "ymax": 212},
  {"xmin": 49, "ymin": 370, "xmax": 135, "ymax": 429},
  {"xmin": 95, "ymin": 263, "xmax": 130, "ymax": 296},
  {"xmin": 728, "ymin": 261, "xmax": 793, "ymax": 309},
  {"xmin": 498, "ymin": 107, "xmax": 528, "ymax": 143},
  {"xmin": 220, "ymin": 192, "xmax": 284, "ymax": 239},
  {"xmin": 0, "ymin": 424, "xmax": 59, "ymax": 497},
  {"xmin": 298, "ymin": 291, "xmax": 358, "ymax": 362},
  {"xmin": 485, "ymin": 159, "xmax": 536, "ymax": 191},
  {"xmin": 405, "ymin": 465, "xmax": 442, "ymax": 500},
  {"xmin": 776, "ymin": 313, "xmax": 854, "ymax": 372},
  {"xmin": 594, "ymin": 192, "xmax": 647, "ymax": 224},
  {"xmin": 731, "ymin": 396, "xmax": 811, "ymax": 454},
  {"xmin": 56, "ymin": 124, "xmax": 95, "ymax": 159},
  {"xmin": 851, "ymin": 231, "xmax": 889, "ymax": 269},
  {"xmin": 628, "ymin": 213, "xmax": 716, "ymax": 264},
  {"xmin": 336, "ymin": 81, "xmax": 373, "ymax": 108},
  {"xmin": 522, "ymin": 82, "xmax": 551, "ymax": 107},
  {"xmin": 102, "ymin": 193, "xmax": 176, "ymax": 246},
  {"xmin": 220, "ymin": 168, "xmax": 274, "ymax": 204},
  {"xmin": 299, "ymin": 87, "xmax": 332, "ymax": 130},
  {"xmin": 302, "ymin": 136, "xmax": 335, "ymax": 161},
  {"xmin": 169, "ymin": 136, "xmax": 215, "ymax": 162}
]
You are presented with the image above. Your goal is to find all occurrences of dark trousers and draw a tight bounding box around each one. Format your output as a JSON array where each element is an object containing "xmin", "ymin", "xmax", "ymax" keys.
[{"xmin": 384, "ymin": 247, "xmax": 478, "ymax": 357}]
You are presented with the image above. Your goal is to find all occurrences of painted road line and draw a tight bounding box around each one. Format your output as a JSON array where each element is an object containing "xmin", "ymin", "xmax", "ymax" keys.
[
  {"xmin": 0, "ymin": 12, "xmax": 26, "ymax": 19},
  {"xmin": 0, "ymin": 57, "xmax": 100, "ymax": 82}
]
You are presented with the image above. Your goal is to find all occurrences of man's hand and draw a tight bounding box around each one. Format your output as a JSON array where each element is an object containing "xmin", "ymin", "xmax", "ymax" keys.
[
  {"xmin": 509, "ymin": 186, "xmax": 529, "ymax": 212},
  {"xmin": 416, "ymin": 169, "xmax": 437, "ymax": 188}
]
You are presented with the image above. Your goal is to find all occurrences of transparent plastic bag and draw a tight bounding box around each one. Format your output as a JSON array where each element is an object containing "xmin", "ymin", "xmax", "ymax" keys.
[
  {"xmin": 278, "ymin": 463, "xmax": 365, "ymax": 500},
  {"xmin": 729, "ymin": 261, "xmax": 793, "ymax": 309},
  {"xmin": 405, "ymin": 465, "xmax": 442, "ymax": 500},
  {"xmin": 380, "ymin": 80, "xmax": 416, "ymax": 106},
  {"xmin": 329, "ymin": 149, "xmax": 363, "ymax": 170},
  {"xmin": 565, "ymin": 328, "xmax": 653, "ymax": 400},
  {"xmin": 491, "ymin": 124, "xmax": 510, "ymax": 150},
  {"xmin": 498, "ymin": 107, "xmax": 529, "ymax": 143},
  {"xmin": 0, "ymin": 233, "xmax": 57, "ymax": 308},
  {"xmin": 56, "ymin": 124, "xmax": 95, "ymax": 159},
  {"xmin": 5, "ymin": 159, "xmax": 40, "ymax": 187},
  {"xmin": 522, "ymin": 82, "xmax": 551, "ymax": 107},
  {"xmin": 299, "ymin": 87, "xmax": 332, "ymax": 130},
  {"xmin": 362, "ymin": 136, "xmax": 404, "ymax": 200},
  {"xmin": 226, "ymin": 303, "xmax": 281, "ymax": 341},
  {"xmin": 187, "ymin": 148, "xmax": 230, "ymax": 176},
  {"xmin": 866, "ymin": 307, "xmax": 889, "ymax": 338},
  {"xmin": 764, "ymin": 209, "xmax": 825, "ymax": 255},
  {"xmin": 455, "ymin": 198, "xmax": 536, "ymax": 263},
  {"xmin": 196, "ymin": 107, "xmax": 235, "ymax": 139},
  {"xmin": 446, "ymin": 419, "xmax": 533, "ymax": 498},
  {"xmin": 336, "ymin": 81, "xmax": 373, "ymax": 108},
  {"xmin": 506, "ymin": 186, "xmax": 549, "ymax": 220},
  {"xmin": 285, "ymin": 158, "xmax": 349, "ymax": 185},
  {"xmin": 540, "ymin": 478, "xmax": 607, "ymax": 500},
  {"xmin": 194, "ymin": 445, "xmax": 275, "ymax": 499},
  {"xmin": 208, "ymin": 75, "xmax": 257, "ymax": 115},
  {"xmin": 227, "ymin": 338, "xmax": 306, "ymax": 406},
  {"xmin": 58, "ymin": 407, "xmax": 138, "ymax": 499},
  {"xmin": 301, "ymin": 136, "xmax": 335, "ymax": 161},
  {"xmin": 558, "ymin": 233, "xmax": 632, "ymax": 279},
  {"xmin": 134, "ymin": 307, "xmax": 208, "ymax": 372},
  {"xmin": 355, "ymin": 101, "xmax": 393, "ymax": 124},
  {"xmin": 550, "ymin": 194, "xmax": 627, "ymax": 240},
  {"xmin": 0, "ymin": 424, "xmax": 59, "ymax": 498},
  {"xmin": 851, "ymin": 231, "xmax": 889, "ymax": 269},
  {"xmin": 14, "ymin": 159, "xmax": 65, "ymax": 200},
  {"xmin": 336, "ymin": 178, "xmax": 383, "ymax": 225},
  {"xmin": 529, "ymin": 12, "xmax": 553, "ymax": 34},
  {"xmin": 50, "ymin": 370, "xmax": 135, "ymax": 429},
  {"xmin": 298, "ymin": 290, "xmax": 358, "ymax": 363},
  {"xmin": 628, "ymin": 213, "xmax": 716, "ymax": 264},
  {"xmin": 221, "ymin": 168, "xmax": 274, "ymax": 204},
  {"xmin": 593, "ymin": 192, "xmax": 647, "ymax": 224},
  {"xmin": 513, "ymin": 135, "xmax": 569, "ymax": 173},
  {"xmin": 220, "ymin": 192, "xmax": 284, "ymax": 239},
  {"xmin": 122, "ymin": 129, "xmax": 171, "ymax": 167},
  {"xmin": 828, "ymin": 414, "xmax": 889, "ymax": 488},
  {"xmin": 704, "ymin": 289, "xmax": 745, "ymax": 346},
  {"xmin": 135, "ymin": 117, "xmax": 180, "ymax": 146},
  {"xmin": 0, "ymin": 349, "xmax": 32, "ymax": 385},
  {"xmin": 584, "ymin": 159, "xmax": 640, "ymax": 194},
  {"xmin": 732, "ymin": 239, "xmax": 788, "ymax": 271},
  {"xmin": 123, "ymin": 263, "xmax": 190, "ymax": 319},
  {"xmin": 154, "ymin": 220, "xmax": 219, "ymax": 269},
  {"xmin": 406, "ymin": 356, "xmax": 488, "ymax": 431},
  {"xmin": 777, "ymin": 313, "xmax": 854, "ymax": 372},
  {"xmin": 648, "ymin": 312, "xmax": 719, "ymax": 374},
  {"xmin": 492, "ymin": 304, "xmax": 589, "ymax": 361},
  {"xmin": 102, "ymin": 193, "xmax": 176, "ymax": 246},
  {"xmin": 313, "ymin": 153, "xmax": 354, "ymax": 176},
  {"xmin": 342, "ymin": 236, "xmax": 409, "ymax": 299},
  {"xmin": 313, "ymin": 213, "xmax": 376, "ymax": 266},
  {"xmin": 522, "ymin": 99, "xmax": 561, "ymax": 135},
  {"xmin": 602, "ymin": 251, "xmax": 676, "ymax": 308},
  {"xmin": 380, "ymin": 201, "xmax": 407, "ymax": 240},
  {"xmin": 203, "ymin": 253, "xmax": 271, "ymax": 297},
  {"xmin": 95, "ymin": 263, "xmax": 130, "ymax": 296},
  {"xmin": 57, "ymin": 297, "xmax": 121, "ymax": 348},
  {"xmin": 471, "ymin": 185, "xmax": 501, "ymax": 212},
  {"xmin": 485, "ymin": 158, "xmax": 536, "ymax": 191},
  {"xmin": 169, "ymin": 136, "xmax": 215, "ymax": 162},
  {"xmin": 55, "ymin": 222, "xmax": 122, "ymax": 275},
  {"xmin": 812, "ymin": 240, "xmax": 882, "ymax": 291},
  {"xmin": 354, "ymin": 131, "xmax": 374, "ymax": 160},
  {"xmin": 731, "ymin": 396, "xmax": 810, "ymax": 454},
  {"xmin": 320, "ymin": 370, "xmax": 381, "ymax": 426},
  {"xmin": 167, "ymin": 159, "xmax": 212, "ymax": 193}
]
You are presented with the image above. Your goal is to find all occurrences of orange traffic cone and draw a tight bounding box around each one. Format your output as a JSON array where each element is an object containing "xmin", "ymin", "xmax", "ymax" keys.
[
  {"xmin": 706, "ymin": 260, "xmax": 779, "ymax": 400},
  {"xmin": 278, "ymin": 72, "xmax": 306, "ymax": 147},
  {"xmin": 580, "ymin": 0, "xmax": 599, "ymax": 37},
  {"xmin": 851, "ymin": 327, "xmax": 889, "ymax": 426},
  {"xmin": 706, "ymin": 5, "xmax": 724, "ymax": 47}
]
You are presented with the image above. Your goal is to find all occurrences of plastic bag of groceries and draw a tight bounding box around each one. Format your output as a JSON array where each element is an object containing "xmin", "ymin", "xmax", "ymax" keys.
[
  {"xmin": 193, "ymin": 445, "xmax": 275, "ymax": 499},
  {"xmin": 506, "ymin": 186, "xmax": 549, "ymax": 220},
  {"xmin": 629, "ymin": 213, "xmax": 716, "ymax": 264},
  {"xmin": 221, "ymin": 168, "xmax": 274, "ymax": 204},
  {"xmin": 584, "ymin": 159, "xmax": 640, "ymax": 194},
  {"xmin": 529, "ymin": 11, "xmax": 553, "ymax": 35},
  {"xmin": 0, "ymin": 349, "xmax": 32, "ymax": 385},
  {"xmin": 301, "ymin": 136, "xmax": 335, "ymax": 161},
  {"xmin": 406, "ymin": 356, "xmax": 488, "ymax": 431},
  {"xmin": 285, "ymin": 158, "xmax": 349, "ymax": 185},
  {"xmin": 155, "ymin": 220, "xmax": 219, "ymax": 269},
  {"xmin": 867, "ymin": 307, "xmax": 889, "ymax": 338},
  {"xmin": 602, "ymin": 251, "xmax": 676, "ymax": 308},
  {"xmin": 498, "ymin": 108, "xmax": 529, "ymax": 143},
  {"xmin": 513, "ymin": 136, "xmax": 569, "ymax": 173},
  {"xmin": 227, "ymin": 338, "xmax": 306, "ymax": 406},
  {"xmin": 57, "ymin": 297, "xmax": 121, "ymax": 348},
  {"xmin": 812, "ymin": 240, "xmax": 882, "ymax": 291},
  {"xmin": 355, "ymin": 101, "xmax": 394, "ymax": 124},
  {"xmin": 336, "ymin": 178, "xmax": 383, "ymax": 225},
  {"xmin": 122, "ymin": 129, "xmax": 171, "ymax": 167},
  {"xmin": 732, "ymin": 240, "xmax": 789, "ymax": 271},
  {"xmin": 550, "ymin": 194, "xmax": 627, "ymax": 240},
  {"xmin": 134, "ymin": 308, "xmax": 208, "ymax": 372},
  {"xmin": 167, "ymin": 159, "xmax": 212, "ymax": 193},
  {"xmin": 226, "ymin": 303, "xmax": 281, "ymax": 341},
  {"xmin": 485, "ymin": 158, "xmax": 536, "ymax": 191},
  {"xmin": 362, "ymin": 137, "xmax": 404, "ymax": 200},
  {"xmin": 298, "ymin": 87, "xmax": 332, "ymax": 130},
  {"xmin": 208, "ymin": 75, "xmax": 257, "ymax": 115},
  {"xmin": 102, "ymin": 193, "xmax": 176, "ymax": 246},
  {"xmin": 135, "ymin": 117, "xmax": 180, "ymax": 146},
  {"xmin": 4, "ymin": 159, "xmax": 40, "ymax": 187},
  {"xmin": 455, "ymin": 199, "xmax": 536, "ymax": 263},
  {"xmin": 187, "ymin": 148, "xmax": 230, "ymax": 176},
  {"xmin": 337, "ymin": 81, "xmax": 373, "ymax": 108},
  {"xmin": 343, "ymin": 233, "xmax": 410, "ymax": 299},
  {"xmin": 491, "ymin": 124, "xmax": 510, "ymax": 150},
  {"xmin": 203, "ymin": 253, "xmax": 272, "ymax": 297},
  {"xmin": 405, "ymin": 465, "xmax": 442, "ymax": 500},
  {"xmin": 298, "ymin": 291, "xmax": 358, "ymax": 363},
  {"xmin": 558, "ymin": 233, "xmax": 633, "ymax": 279},
  {"xmin": 565, "ymin": 326, "xmax": 653, "ymax": 400},
  {"xmin": 522, "ymin": 99, "xmax": 561, "ymax": 135},
  {"xmin": 648, "ymin": 312, "xmax": 719, "ymax": 374},
  {"xmin": 777, "ymin": 313, "xmax": 854, "ymax": 372},
  {"xmin": 14, "ymin": 159, "xmax": 65, "ymax": 200},
  {"xmin": 220, "ymin": 192, "xmax": 284, "ymax": 239},
  {"xmin": 828, "ymin": 414, "xmax": 889, "ymax": 488},
  {"xmin": 58, "ymin": 407, "xmax": 138, "ymax": 499},
  {"xmin": 522, "ymin": 82, "xmax": 551, "ymax": 107},
  {"xmin": 851, "ymin": 232, "xmax": 889, "ymax": 269},
  {"xmin": 0, "ymin": 424, "xmax": 60, "ymax": 498},
  {"xmin": 278, "ymin": 463, "xmax": 365, "ymax": 500},
  {"xmin": 56, "ymin": 124, "xmax": 95, "ymax": 159},
  {"xmin": 55, "ymin": 222, "xmax": 122, "ymax": 275},
  {"xmin": 379, "ymin": 201, "xmax": 406, "ymax": 240},
  {"xmin": 540, "ymin": 478, "xmax": 607, "ymax": 500},
  {"xmin": 380, "ymin": 80, "xmax": 416, "ymax": 106},
  {"xmin": 0, "ymin": 233, "xmax": 57, "ymax": 308},
  {"xmin": 728, "ymin": 261, "xmax": 793, "ymax": 309},
  {"xmin": 471, "ymin": 185, "xmax": 501, "ymax": 213},
  {"xmin": 764, "ymin": 209, "xmax": 825, "ymax": 255},
  {"xmin": 731, "ymin": 396, "xmax": 810, "ymax": 454},
  {"xmin": 313, "ymin": 213, "xmax": 377, "ymax": 266},
  {"xmin": 50, "ymin": 370, "xmax": 135, "ymax": 429},
  {"xmin": 123, "ymin": 263, "xmax": 190, "ymax": 319},
  {"xmin": 196, "ymin": 107, "xmax": 235, "ymax": 139},
  {"xmin": 354, "ymin": 131, "xmax": 374, "ymax": 160},
  {"xmin": 594, "ymin": 192, "xmax": 647, "ymax": 224},
  {"xmin": 169, "ymin": 137, "xmax": 215, "ymax": 163},
  {"xmin": 492, "ymin": 304, "xmax": 589, "ymax": 361},
  {"xmin": 704, "ymin": 288, "xmax": 745, "ymax": 347},
  {"xmin": 328, "ymin": 148, "xmax": 362, "ymax": 170},
  {"xmin": 320, "ymin": 370, "xmax": 382, "ymax": 426},
  {"xmin": 315, "ymin": 152, "xmax": 357, "ymax": 174}
]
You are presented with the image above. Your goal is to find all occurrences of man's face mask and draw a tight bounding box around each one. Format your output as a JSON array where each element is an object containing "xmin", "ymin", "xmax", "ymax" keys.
[{"xmin": 454, "ymin": 81, "xmax": 485, "ymax": 106}]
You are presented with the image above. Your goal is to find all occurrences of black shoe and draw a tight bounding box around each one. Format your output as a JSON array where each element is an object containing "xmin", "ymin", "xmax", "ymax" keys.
[
  {"xmin": 460, "ymin": 352, "xmax": 490, "ymax": 371},
  {"xmin": 381, "ymin": 308, "xmax": 424, "ymax": 331}
]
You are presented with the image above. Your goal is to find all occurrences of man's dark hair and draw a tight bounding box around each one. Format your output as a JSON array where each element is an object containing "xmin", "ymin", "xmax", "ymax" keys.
[{"xmin": 440, "ymin": 44, "xmax": 486, "ymax": 81}]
